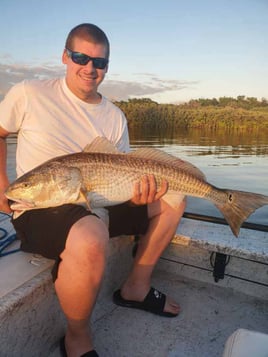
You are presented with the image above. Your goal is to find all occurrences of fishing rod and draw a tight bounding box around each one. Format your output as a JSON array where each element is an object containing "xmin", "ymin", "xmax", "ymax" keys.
[{"xmin": 183, "ymin": 211, "xmax": 268, "ymax": 233}]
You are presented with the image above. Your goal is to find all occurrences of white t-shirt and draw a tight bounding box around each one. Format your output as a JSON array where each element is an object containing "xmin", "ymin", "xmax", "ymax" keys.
[{"xmin": 0, "ymin": 78, "xmax": 129, "ymax": 177}]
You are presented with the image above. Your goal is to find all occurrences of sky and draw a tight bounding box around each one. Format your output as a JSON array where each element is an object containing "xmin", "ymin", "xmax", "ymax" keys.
[{"xmin": 0, "ymin": 0, "xmax": 267, "ymax": 104}]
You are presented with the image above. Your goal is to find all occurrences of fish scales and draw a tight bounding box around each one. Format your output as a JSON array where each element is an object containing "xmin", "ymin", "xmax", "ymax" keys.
[{"xmin": 59, "ymin": 152, "xmax": 214, "ymax": 203}]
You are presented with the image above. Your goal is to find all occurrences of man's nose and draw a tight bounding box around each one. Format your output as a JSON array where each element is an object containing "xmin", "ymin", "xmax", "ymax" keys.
[{"xmin": 84, "ymin": 60, "xmax": 95, "ymax": 71}]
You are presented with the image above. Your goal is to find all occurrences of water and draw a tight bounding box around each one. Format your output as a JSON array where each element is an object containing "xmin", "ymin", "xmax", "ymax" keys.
[
  {"xmin": 129, "ymin": 127, "xmax": 268, "ymax": 225},
  {"xmin": 6, "ymin": 128, "xmax": 268, "ymax": 225}
]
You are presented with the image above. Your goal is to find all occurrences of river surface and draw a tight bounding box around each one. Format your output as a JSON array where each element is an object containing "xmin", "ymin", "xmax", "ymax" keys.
[
  {"xmin": 6, "ymin": 127, "xmax": 268, "ymax": 225},
  {"xmin": 129, "ymin": 127, "xmax": 268, "ymax": 225}
]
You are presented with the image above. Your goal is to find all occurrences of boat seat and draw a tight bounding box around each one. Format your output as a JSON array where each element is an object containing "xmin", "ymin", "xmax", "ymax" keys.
[{"xmin": 223, "ymin": 328, "xmax": 268, "ymax": 357}]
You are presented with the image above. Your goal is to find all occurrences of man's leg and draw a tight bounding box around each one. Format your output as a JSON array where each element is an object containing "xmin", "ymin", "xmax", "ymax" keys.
[
  {"xmin": 55, "ymin": 215, "xmax": 109, "ymax": 357},
  {"xmin": 119, "ymin": 198, "xmax": 186, "ymax": 315}
]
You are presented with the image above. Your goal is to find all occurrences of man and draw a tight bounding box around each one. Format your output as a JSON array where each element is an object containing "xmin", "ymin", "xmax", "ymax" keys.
[{"xmin": 0, "ymin": 24, "xmax": 185, "ymax": 356}]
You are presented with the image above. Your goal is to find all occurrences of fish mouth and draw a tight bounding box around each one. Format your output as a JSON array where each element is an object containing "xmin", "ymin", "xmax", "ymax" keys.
[{"xmin": 6, "ymin": 198, "xmax": 35, "ymax": 211}]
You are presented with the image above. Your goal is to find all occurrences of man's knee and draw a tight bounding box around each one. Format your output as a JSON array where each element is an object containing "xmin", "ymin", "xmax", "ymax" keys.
[
  {"xmin": 64, "ymin": 215, "xmax": 109, "ymax": 256},
  {"xmin": 165, "ymin": 197, "xmax": 186, "ymax": 225}
]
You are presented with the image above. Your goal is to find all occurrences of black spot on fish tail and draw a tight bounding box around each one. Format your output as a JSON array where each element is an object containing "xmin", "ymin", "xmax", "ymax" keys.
[{"xmin": 215, "ymin": 190, "xmax": 268, "ymax": 237}]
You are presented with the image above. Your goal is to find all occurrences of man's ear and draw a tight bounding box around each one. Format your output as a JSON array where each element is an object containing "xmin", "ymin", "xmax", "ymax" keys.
[{"xmin": 62, "ymin": 49, "xmax": 68, "ymax": 64}]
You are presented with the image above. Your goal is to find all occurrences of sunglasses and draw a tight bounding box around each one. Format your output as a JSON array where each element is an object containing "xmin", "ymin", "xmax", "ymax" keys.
[{"xmin": 66, "ymin": 48, "xmax": 108, "ymax": 69}]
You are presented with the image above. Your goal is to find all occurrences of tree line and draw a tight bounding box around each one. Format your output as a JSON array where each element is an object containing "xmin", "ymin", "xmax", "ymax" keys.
[{"xmin": 115, "ymin": 96, "xmax": 268, "ymax": 130}]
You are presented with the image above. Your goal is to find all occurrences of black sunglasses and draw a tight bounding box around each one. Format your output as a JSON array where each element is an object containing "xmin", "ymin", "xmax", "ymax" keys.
[{"xmin": 66, "ymin": 48, "xmax": 108, "ymax": 69}]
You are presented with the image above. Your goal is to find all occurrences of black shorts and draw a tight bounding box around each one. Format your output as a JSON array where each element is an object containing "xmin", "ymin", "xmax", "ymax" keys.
[{"xmin": 11, "ymin": 203, "xmax": 149, "ymax": 281}]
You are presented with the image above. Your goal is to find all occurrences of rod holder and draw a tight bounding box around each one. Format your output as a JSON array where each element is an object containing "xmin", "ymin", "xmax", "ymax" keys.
[{"xmin": 211, "ymin": 252, "xmax": 229, "ymax": 282}]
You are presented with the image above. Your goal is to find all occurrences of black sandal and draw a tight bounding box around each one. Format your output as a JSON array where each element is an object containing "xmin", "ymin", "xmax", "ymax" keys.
[
  {"xmin": 113, "ymin": 287, "xmax": 179, "ymax": 318},
  {"xmin": 60, "ymin": 336, "xmax": 99, "ymax": 357}
]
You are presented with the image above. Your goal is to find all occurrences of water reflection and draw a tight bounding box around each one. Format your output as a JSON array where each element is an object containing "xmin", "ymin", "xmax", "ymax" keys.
[
  {"xmin": 129, "ymin": 127, "xmax": 268, "ymax": 225},
  {"xmin": 129, "ymin": 127, "xmax": 268, "ymax": 156}
]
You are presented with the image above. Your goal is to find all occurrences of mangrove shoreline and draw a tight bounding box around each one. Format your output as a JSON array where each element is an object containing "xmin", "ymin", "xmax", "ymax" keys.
[{"xmin": 115, "ymin": 96, "xmax": 268, "ymax": 130}]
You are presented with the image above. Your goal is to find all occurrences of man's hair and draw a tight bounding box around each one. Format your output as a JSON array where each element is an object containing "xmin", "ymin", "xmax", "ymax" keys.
[{"xmin": 65, "ymin": 23, "xmax": 110, "ymax": 58}]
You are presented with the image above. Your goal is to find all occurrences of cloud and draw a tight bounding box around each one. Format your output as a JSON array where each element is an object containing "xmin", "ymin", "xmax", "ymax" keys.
[
  {"xmin": 100, "ymin": 73, "xmax": 198, "ymax": 101},
  {"xmin": 0, "ymin": 63, "xmax": 65, "ymax": 97},
  {"xmin": 0, "ymin": 62, "xmax": 198, "ymax": 102}
]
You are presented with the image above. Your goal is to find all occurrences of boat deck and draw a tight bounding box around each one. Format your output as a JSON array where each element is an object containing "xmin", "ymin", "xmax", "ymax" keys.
[
  {"xmin": 49, "ymin": 269, "xmax": 268, "ymax": 357},
  {"xmin": 49, "ymin": 215, "xmax": 268, "ymax": 357}
]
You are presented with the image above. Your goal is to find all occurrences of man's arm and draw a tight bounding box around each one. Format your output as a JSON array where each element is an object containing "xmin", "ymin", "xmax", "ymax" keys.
[{"xmin": 0, "ymin": 126, "xmax": 12, "ymax": 213}]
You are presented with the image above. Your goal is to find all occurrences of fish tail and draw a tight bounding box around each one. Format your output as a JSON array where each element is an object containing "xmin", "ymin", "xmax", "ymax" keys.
[{"xmin": 215, "ymin": 190, "xmax": 268, "ymax": 237}]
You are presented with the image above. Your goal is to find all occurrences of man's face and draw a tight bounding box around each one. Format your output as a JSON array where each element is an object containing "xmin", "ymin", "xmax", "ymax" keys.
[{"xmin": 62, "ymin": 37, "xmax": 108, "ymax": 102}]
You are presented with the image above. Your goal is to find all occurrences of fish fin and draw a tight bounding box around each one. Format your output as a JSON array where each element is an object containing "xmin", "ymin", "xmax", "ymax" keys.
[
  {"xmin": 215, "ymin": 190, "xmax": 268, "ymax": 237},
  {"xmin": 12, "ymin": 210, "xmax": 26, "ymax": 219},
  {"xmin": 162, "ymin": 190, "xmax": 185, "ymax": 209},
  {"xmin": 128, "ymin": 148, "xmax": 206, "ymax": 181},
  {"xmin": 53, "ymin": 166, "xmax": 84, "ymax": 203},
  {"xmin": 83, "ymin": 136, "xmax": 120, "ymax": 154},
  {"xmin": 79, "ymin": 185, "xmax": 92, "ymax": 210}
]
